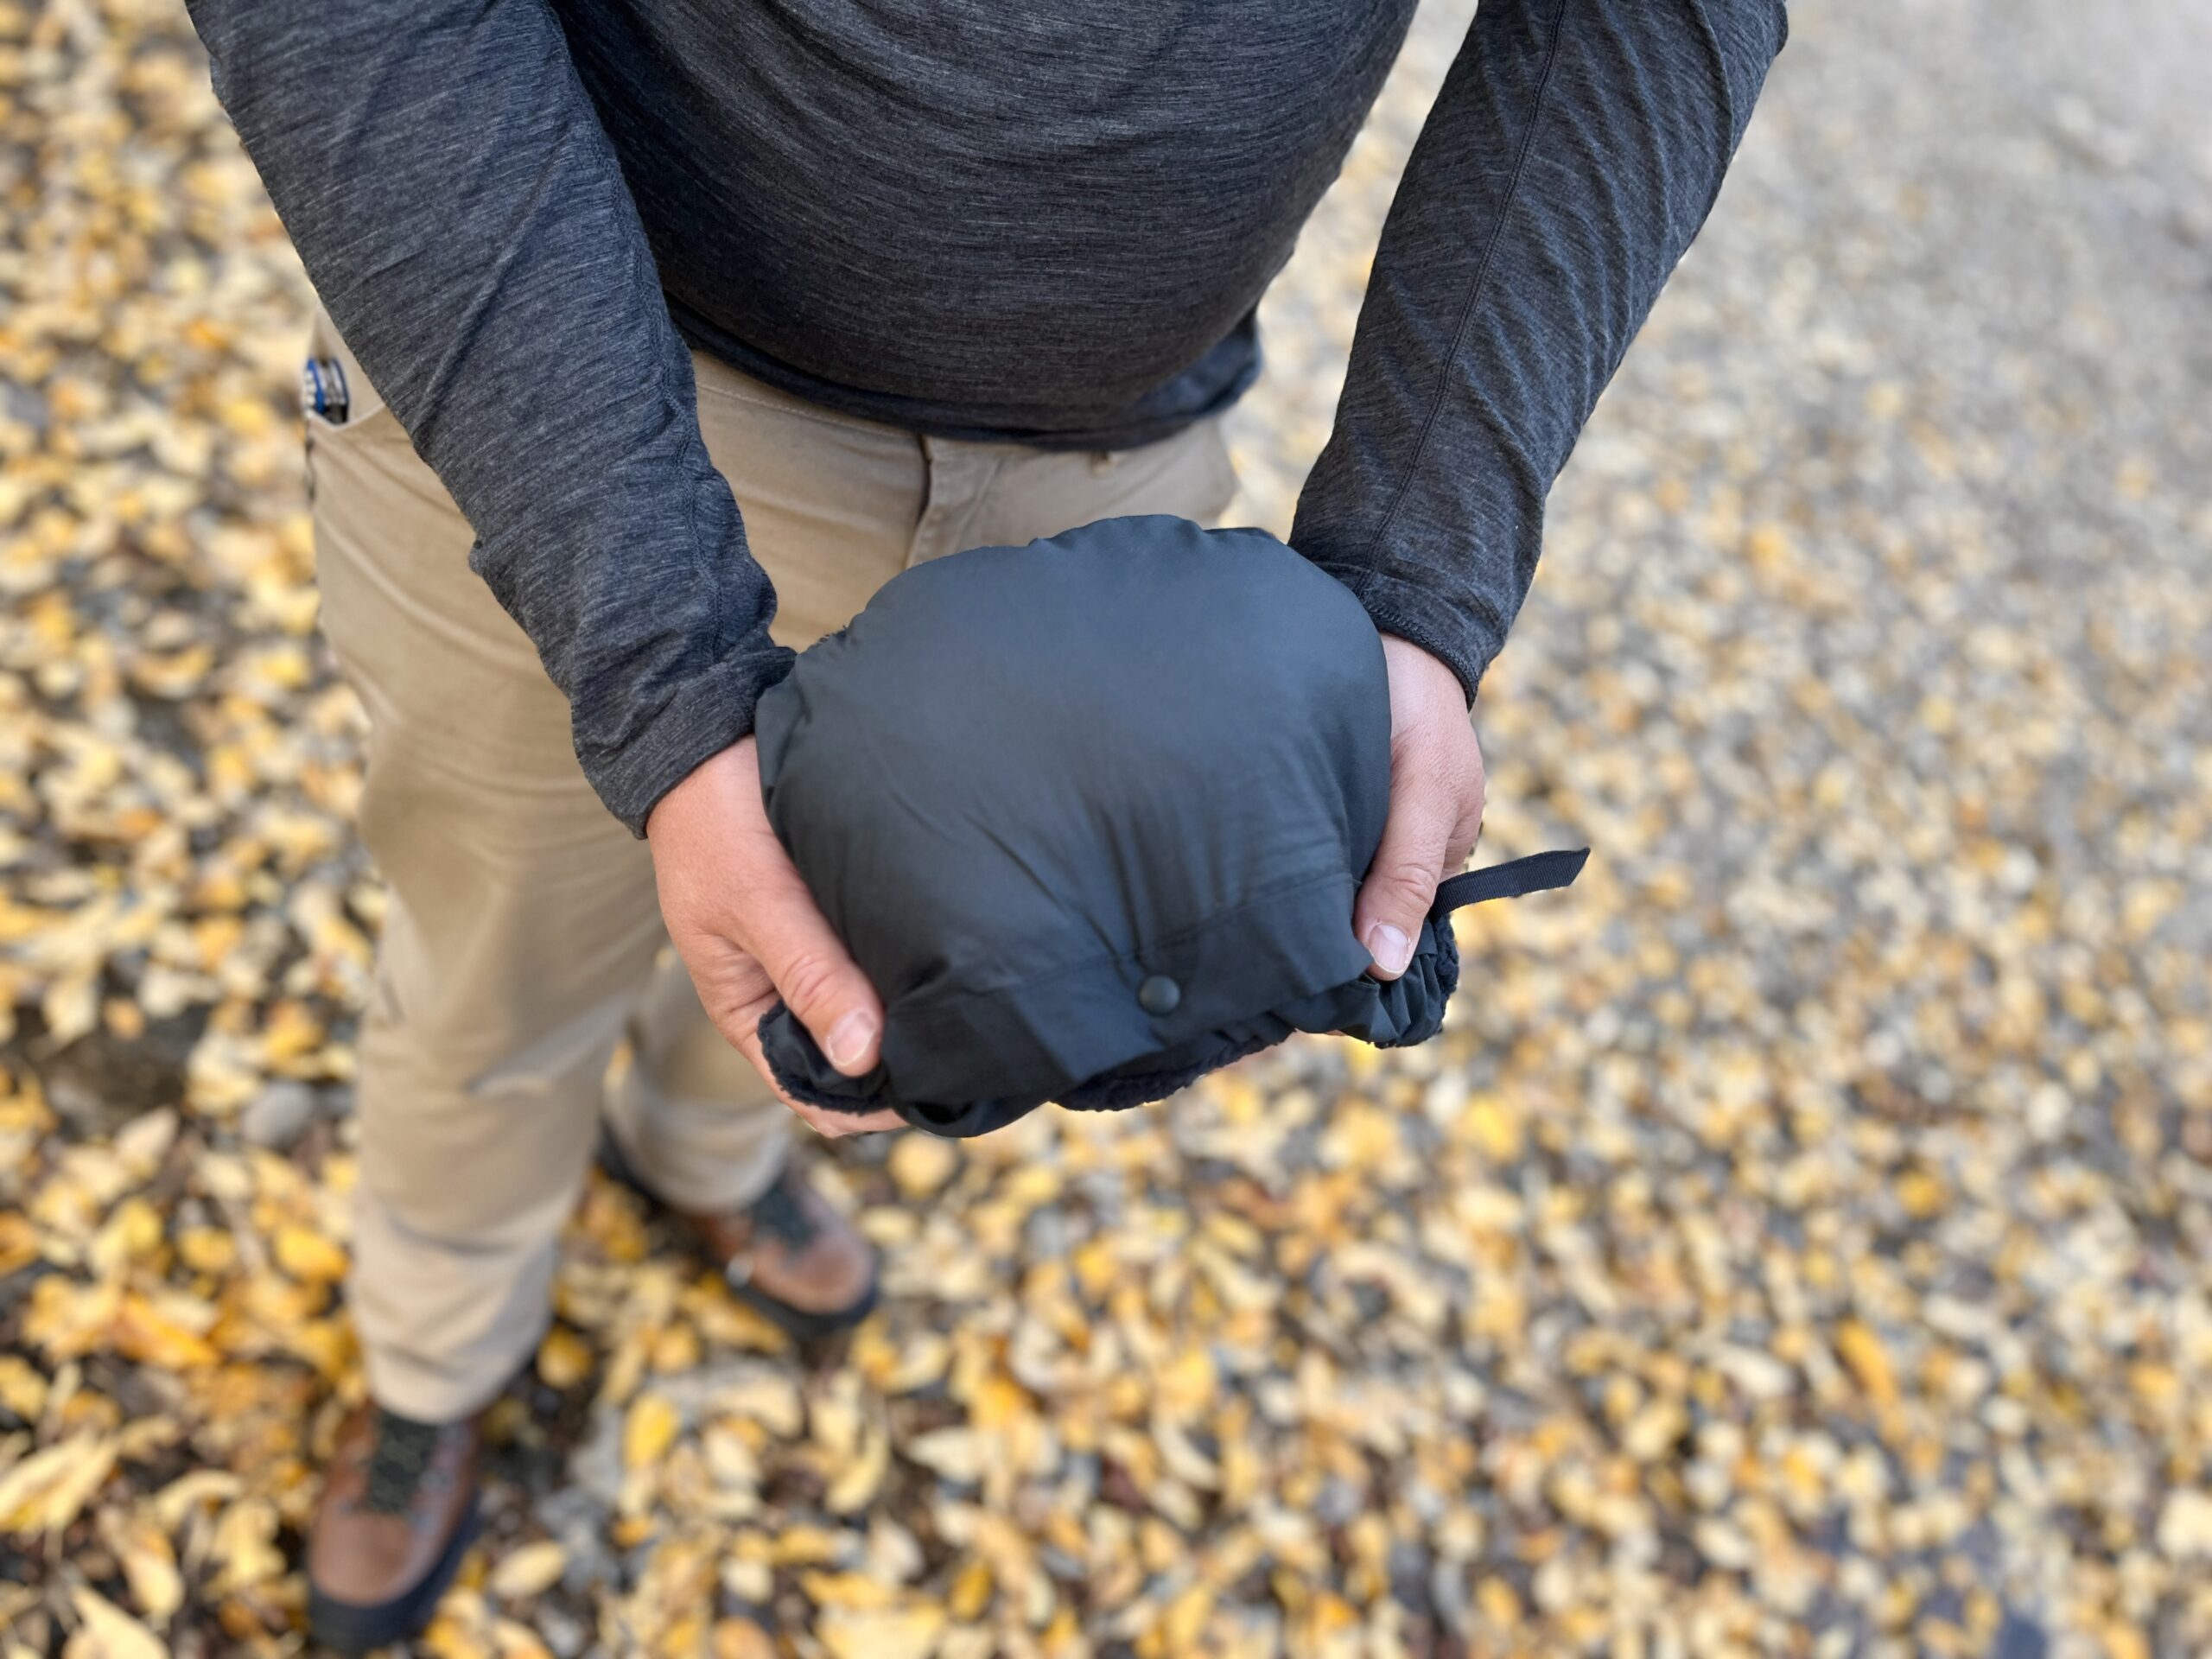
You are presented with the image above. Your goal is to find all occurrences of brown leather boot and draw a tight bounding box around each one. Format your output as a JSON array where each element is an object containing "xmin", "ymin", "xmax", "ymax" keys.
[
  {"xmin": 685, "ymin": 1158, "xmax": 880, "ymax": 1341},
  {"xmin": 598, "ymin": 1135, "xmax": 879, "ymax": 1341},
  {"xmin": 307, "ymin": 1404, "xmax": 482, "ymax": 1654}
]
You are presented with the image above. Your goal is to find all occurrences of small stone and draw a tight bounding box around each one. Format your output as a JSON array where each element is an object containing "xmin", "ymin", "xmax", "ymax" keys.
[
  {"xmin": 536, "ymin": 1605, "xmax": 587, "ymax": 1658},
  {"xmin": 238, "ymin": 1080, "xmax": 319, "ymax": 1149}
]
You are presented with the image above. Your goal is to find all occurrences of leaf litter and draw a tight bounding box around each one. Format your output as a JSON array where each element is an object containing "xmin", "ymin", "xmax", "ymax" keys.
[{"xmin": 4, "ymin": 0, "xmax": 2212, "ymax": 1656}]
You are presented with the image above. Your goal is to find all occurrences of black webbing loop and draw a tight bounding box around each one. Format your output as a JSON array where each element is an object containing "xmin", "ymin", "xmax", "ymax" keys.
[{"xmin": 1430, "ymin": 848, "xmax": 1590, "ymax": 916}]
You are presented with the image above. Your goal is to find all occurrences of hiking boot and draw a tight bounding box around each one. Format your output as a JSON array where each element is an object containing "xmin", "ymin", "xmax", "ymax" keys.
[
  {"xmin": 601, "ymin": 1137, "xmax": 879, "ymax": 1341},
  {"xmin": 307, "ymin": 1404, "xmax": 481, "ymax": 1654}
]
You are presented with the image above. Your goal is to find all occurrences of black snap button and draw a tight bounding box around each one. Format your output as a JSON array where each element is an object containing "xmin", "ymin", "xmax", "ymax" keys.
[{"xmin": 1137, "ymin": 974, "xmax": 1181, "ymax": 1016}]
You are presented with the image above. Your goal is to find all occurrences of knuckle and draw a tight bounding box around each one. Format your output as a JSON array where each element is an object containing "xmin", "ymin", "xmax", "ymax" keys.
[
  {"xmin": 773, "ymin": 948, "xmax": 845, "ymax": 1016},
  {"xmin": 699, "ymin": 979, "xmax": 772, "ymax": 1046},
  {"xmin": 1369, "ymin": 861, "xmax": 1437, "ymax": 915},
  {"xmin": 702, "ymin": 993, "xmax": 758, "ymax": 1044}
]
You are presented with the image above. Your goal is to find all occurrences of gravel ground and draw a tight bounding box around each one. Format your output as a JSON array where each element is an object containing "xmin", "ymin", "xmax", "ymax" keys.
[{"xmin": 3, "ymin": 0, "xmax": 2209, "ymax": 1656}]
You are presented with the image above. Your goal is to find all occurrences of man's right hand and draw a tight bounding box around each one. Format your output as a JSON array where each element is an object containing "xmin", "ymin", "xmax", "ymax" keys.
[{"xmin": 645, "ymin": 740, "xmax": 904, "ymax": 1136}]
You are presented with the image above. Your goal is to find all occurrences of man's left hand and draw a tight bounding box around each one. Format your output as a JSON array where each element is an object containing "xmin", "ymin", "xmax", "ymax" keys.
[{"xmin": 1355, "ymin": 635, "xmax": 1487, "ymax": 980}]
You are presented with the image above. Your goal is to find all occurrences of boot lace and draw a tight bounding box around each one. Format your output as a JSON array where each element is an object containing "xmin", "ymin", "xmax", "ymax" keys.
[
  {"xmin": 747, "ymin": 1165, "xmax": 820, "ymax": 1250},
  {"xmin": 361, "ymin": 1409, "xmax": 444, "ymax": 1515}
]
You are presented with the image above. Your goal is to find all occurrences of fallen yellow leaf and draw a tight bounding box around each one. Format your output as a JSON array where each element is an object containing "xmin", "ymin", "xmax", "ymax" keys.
[
  {"xmin": 89, "ymin": 1196, "xmax": 163, "ymax": 1277},
  {"xmin": 492, "ymin": 1618, "xmax": 556, "ymax": 1659},
  {"xmin": 207, "ymin": 1497, "xmax": 284, "ymax": 1595},
  {"xmin": 800, "ymin": 1571, "xmax": 902, "ymax": 1611},
  {"xmin": 41, "ymin": 973, "xmax": 99, "ymax": 1050},
  {"xmin": 709, "ymin": 1371, "xmax": 804, "ymax": 1438},
  {"xmin": 948, "ymin": 1558, "xmax": 993, "ymax": 1622},
  {"xmin": 1162, "ymin": 1583, "xmax": 1215, "ymax": 1649},
  {"xmin": 0, "ymin": 1211, "xmax": 38, "ymax": 1278},
  {"xmin": 904, "ymin": 1427, "xmax": 986, "ymax": 1484},
  {"xmin": 1462, "ymin": 1094, "xmax": 1525, "ymax": 1163},
  {"xmin": 0, "ymin": 1431, "xmax": 116, "ymax": 1536},
  {"xmin": 819, "ymin": 1605, "xmax": 947, "ymax": 1659},
  {"xmin": 826, "ymin": 1421, "xmax": 890, "ymax": 1516},
  {"xmin": 113, "ymin": 1294, "xmax": 219, "ymax": 1371},
  {"xmin": 1836, "ymin": 1320, "xmax": 1899, "ymax": 1408},
  {"xmin": 64, "ymin": 1585, "xmax": 166, "ymax": 1659},
  {"xmin": 714, "ymin": 1619, "xmax": 776, "ymax": 1659},
  {"xmin": 149, "ymin": 1468, "xmax": 243, "ymax": 1533},
  {"xmin": 537, "ymin": 1326, "xmax": 594, "ymax": 1389},
  {"xmin": 624, "ymin": 1392, "xmax": 682, "ymax": 1473},
  {"xmin": 487, "ymin": 1539, "xmax": 569, "ymax": 1602},
  {"xmin": 175, "ymin": 1227, "xmax": 237, "ymax": 1275},
  {"xmin": 259, "ymin": 999, "xmax": 325, "ymax": 1065},
  {"xmin": 423, "ymin": 1610, "xmax": 495, "ymax": 1659},
  {"xmin": 100, "ymin": 1508, "xmax": 184, "ymax": 1624},
  {"xmin": 0, "ymin": 1355, "xmax": 48, "ymax": 1422},
  {"xmin": 1153, "ymin": 1347, "xmax": 1217, "ymax": 1418},
  {"xmin": 1476, "ymin": 1577, "xmax": 1522, "ymax": 1630},
  {"xmin": 888, "ymin": 1134, "xmax": 960, "ymax": 1199},
  {"xmin": 273, "ymin": 1224, "xmax": 350, "ymax": 1284}
]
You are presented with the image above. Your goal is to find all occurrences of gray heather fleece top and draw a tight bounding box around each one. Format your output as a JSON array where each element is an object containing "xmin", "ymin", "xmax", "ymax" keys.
[{"xmin": 184, "ymin": 0, "xmax": 1786, "ymax": 834}]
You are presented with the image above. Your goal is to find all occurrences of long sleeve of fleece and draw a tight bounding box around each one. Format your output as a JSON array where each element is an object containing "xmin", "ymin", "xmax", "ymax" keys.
[
  {"xmin": 185, "ymin": 0, "xmax": 791, "ymax": 836},
  {"xmin": 1292, "ymin": 0, "xmax": 1788, "ymax": 701}
]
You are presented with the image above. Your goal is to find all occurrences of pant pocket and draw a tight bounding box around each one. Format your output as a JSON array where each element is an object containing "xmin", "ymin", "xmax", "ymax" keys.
[{"xmin": 301, "ymin": 304, "xmax": 404, "ymax": 504}]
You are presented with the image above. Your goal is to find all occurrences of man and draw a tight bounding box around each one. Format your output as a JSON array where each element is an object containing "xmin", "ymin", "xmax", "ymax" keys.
[{"xmin": 187, "ymin": 0, "xmax": 1785, "ymax": 1647}]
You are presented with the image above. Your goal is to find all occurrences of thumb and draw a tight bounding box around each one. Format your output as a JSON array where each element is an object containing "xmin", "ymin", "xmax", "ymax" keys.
[
  {"xmin": 1353, "ymin": 774, "xmax": 1456, "ymax": 982},
  {"xmin": 744, "ymin": 865, "xmax": 886, "ymax": 1077}
]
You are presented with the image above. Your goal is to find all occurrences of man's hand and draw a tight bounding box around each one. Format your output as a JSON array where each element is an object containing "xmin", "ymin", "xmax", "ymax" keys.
[
  {"xmin": 1355, "ymin": 636, "xmax": 1488, "ymax": 980},
  {"xmin": 646, "ymin": 740, "xmax": 905, "ymax": 1135}
]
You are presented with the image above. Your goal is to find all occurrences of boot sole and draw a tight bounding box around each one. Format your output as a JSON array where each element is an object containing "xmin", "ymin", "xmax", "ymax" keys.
[
  {"xmin": 734, "ymin": 1268, "xmax": 880, "ymax": 1342},
  {"xmin": 308, "ymin": 1494, "xmax": 480, "ymax": 1655}
]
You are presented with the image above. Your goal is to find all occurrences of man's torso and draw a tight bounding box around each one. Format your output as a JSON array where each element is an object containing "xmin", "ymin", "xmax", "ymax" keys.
[{"xmin": 555, "ymin": 0, "xmax": 1420, "ymax": 445}]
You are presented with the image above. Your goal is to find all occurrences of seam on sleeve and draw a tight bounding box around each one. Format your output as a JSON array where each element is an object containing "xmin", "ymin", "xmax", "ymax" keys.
[
  {"xmin": 1679, "ymin": 0, "xmax": 1741, "ymax": 169},
  {"xmin": 1356, "ymin": 0, "xmax": 1574, "ymax": 572},
  {"xmin": 681, "ymin": 416, "xmax": 737, "ymax": 660},
  {"xmin": 1678, "ymin": 0, "xmax": 1771, "ymax": 220}
]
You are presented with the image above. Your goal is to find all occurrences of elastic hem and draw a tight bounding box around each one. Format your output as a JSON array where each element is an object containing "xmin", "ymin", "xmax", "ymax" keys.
[
  {"xmin": 1316, "ymin": 563, "xmax": 1501, "ymax": 708},
  {"xmin": 582, "ymin": 645, "xmax": 795, "ymax": 836}
]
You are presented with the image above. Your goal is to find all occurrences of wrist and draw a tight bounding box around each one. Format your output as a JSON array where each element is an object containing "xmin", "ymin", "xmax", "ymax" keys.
[
  {"xmin": 594, "ymin": 645, "xmax": 790, "ymax": 839},
  {"xmin": 1314, "ymin": 564, "xmax": 1496, "ymax": 709},
  {"xmin": 1379, "ymin": 634, "xmax": 1478, "ymax": 728},
  {"xmin": 645, "ymin": 735, "xmax": 755, "ymax": 844}
]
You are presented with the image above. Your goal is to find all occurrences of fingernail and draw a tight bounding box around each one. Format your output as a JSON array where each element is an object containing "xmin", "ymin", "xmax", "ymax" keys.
[
  {"xmin": 826, "ymin": 1011, "xmax": 876, "ymax": 1072},
  {"xmin": 1363, "ymin": 922, "xmax": 1413, "ymax": 977}
]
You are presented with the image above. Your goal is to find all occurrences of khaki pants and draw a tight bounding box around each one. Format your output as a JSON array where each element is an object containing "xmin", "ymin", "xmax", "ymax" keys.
[{"xmin": 306, "ymin": 307, "xmax": 1240, "ymax": 1421}]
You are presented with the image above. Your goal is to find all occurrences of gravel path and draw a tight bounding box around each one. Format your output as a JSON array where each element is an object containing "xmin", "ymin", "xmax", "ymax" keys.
[{"xmin": 3, "ymin": 1, "xmax": 2209, "ymax": 1655}]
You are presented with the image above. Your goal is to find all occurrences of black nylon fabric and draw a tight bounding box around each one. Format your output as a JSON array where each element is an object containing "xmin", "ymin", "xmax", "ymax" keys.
[{"xmin": 753, "ymin": 515, "xmax": 1585, "ymax": 1138}]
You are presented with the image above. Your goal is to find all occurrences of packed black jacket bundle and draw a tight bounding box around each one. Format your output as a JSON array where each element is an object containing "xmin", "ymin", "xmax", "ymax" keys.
[{"xmin": 754, "ymin": 516, "xmax": 1586, "ymax": 1138}]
